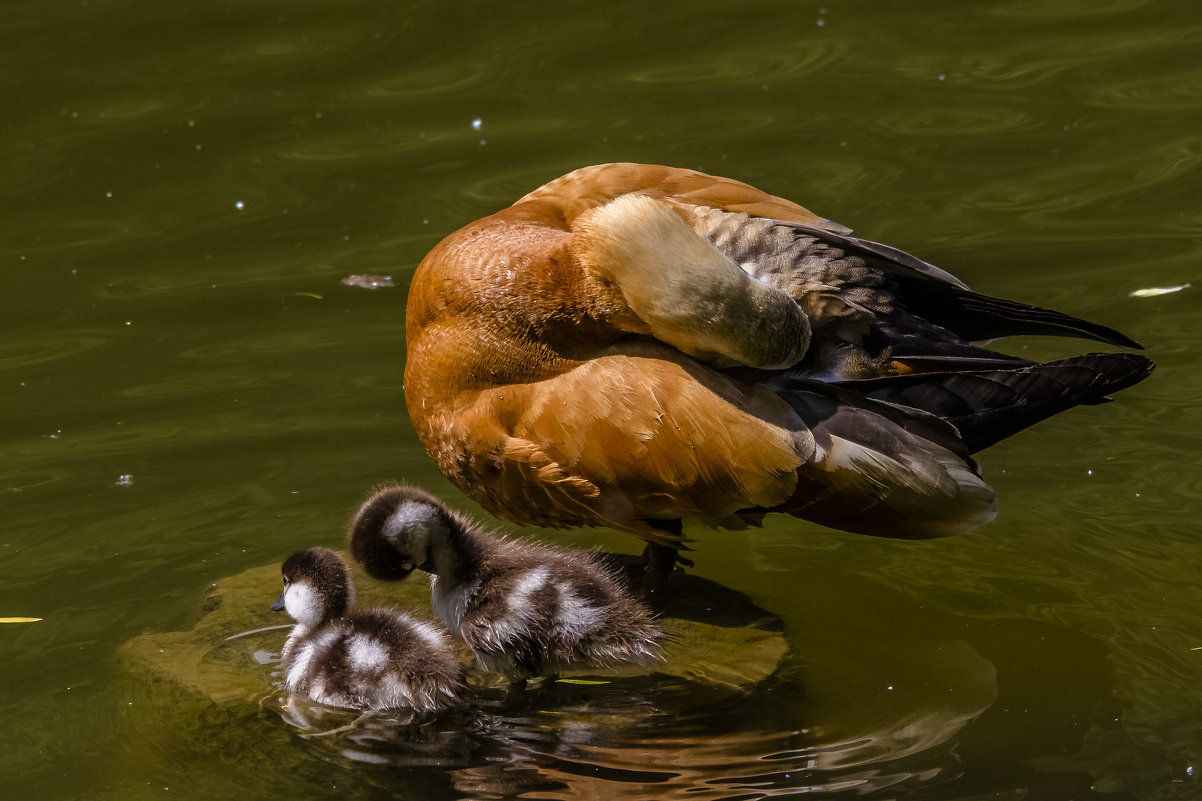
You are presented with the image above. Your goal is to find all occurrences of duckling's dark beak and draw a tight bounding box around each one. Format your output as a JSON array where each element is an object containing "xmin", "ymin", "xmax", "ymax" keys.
[{"xmin": 270, "ymin": 588, "xmax": 286, "ymax": 612}]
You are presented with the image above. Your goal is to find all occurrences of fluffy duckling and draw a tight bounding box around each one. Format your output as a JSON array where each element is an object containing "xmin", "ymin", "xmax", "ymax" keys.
[
  {"xmin": 269, "ymin": 546, "xmax": 463, "ymax": 712},
  {"xmin": 347, "ymin": 485, "xmax": 666, "ymax": 677},
  {"xmin": 404, "ymin": 162, "xmax": 1153, "ymax": 584}
]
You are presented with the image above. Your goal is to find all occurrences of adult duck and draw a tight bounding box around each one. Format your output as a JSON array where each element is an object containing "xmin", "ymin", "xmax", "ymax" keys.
[{"xmin": 404, "ymin": 163, "xmax": 1152, "ymax": 587}]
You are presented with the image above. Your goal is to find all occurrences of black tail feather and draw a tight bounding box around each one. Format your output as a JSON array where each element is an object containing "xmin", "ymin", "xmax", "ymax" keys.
[{"xmin": 894, "ymin": 277, "xmax": 1144, "ymax": 349}]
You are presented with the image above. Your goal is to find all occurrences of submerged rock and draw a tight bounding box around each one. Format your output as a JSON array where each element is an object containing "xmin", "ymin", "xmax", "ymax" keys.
[{"xmin": 120, "ymin": 553, "xmax": 788, "ymax": 714}]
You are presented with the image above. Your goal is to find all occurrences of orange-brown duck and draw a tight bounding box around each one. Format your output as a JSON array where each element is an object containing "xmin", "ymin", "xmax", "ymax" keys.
[{"xmin": 404, "ymin": 163, "xmax": 1152, "ymax": 588}]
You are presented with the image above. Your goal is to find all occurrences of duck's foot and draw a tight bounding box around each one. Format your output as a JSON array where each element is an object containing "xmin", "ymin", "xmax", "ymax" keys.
[{"xmin": 502, "ymin": 676, "xmax": 530, "ymax": 703}]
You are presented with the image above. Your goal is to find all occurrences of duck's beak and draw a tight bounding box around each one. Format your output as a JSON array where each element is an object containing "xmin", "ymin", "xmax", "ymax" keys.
[{"xmin": 270, "ymin": 588, "xmax": 286, "ymax": 612}]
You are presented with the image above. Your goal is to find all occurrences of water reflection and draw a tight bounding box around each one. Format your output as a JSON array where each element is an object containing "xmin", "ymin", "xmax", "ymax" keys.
[
  {"xmin": 116, "ymin": 561, "xmax": 1130, "ymax": 800},
  {"xmin": 252, "ymin": 614, "xmax": 1113, "ymax": 801},
  {"xmin": 264, "ymin": 674, "xmax": 986, "ymax": 799}
]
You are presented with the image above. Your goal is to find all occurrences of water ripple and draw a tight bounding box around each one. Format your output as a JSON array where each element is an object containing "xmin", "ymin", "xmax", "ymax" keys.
[
  {"xmin": 874, "ymin": 105, "xmax": 1038, "ymax": 137},
  {"xmin": 0, "ymin": 331, "xmax": 111, "ymax": 370},
  {"xmin": 630, "ymin": 41, "xmax": 846, "ymax": 85},
  {"xmin": 362, "ymin": 62, "xmax": 489, "ymax": 99}
]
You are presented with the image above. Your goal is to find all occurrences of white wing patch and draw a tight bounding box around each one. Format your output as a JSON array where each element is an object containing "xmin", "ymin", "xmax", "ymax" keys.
[
  {"xmin": 347, "ymin": 634, "xmax": 388, "ymax": 671},
  {"xmin": 286, "ymin": 641, "xmax": 317, "ymax": 691},
  {"xmin": 409, "ymin": 618, "xmax": 451, "ymax": 650},
  {"xmin": 508, "ymin": 565, "xmax": 550, "ymax": 611},
  {"xmin": 468, "ymin": 565, "xmax": 550, "ymax": 660},
  {"xmin": 553, "ymin": 582, "xmax": 602, "ymax": 640}
]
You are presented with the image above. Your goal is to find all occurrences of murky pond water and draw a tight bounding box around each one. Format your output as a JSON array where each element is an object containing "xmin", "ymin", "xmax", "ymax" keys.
[{"xmin": 3, "ymin": 1, "xmax": 1200, "ymax": 798}]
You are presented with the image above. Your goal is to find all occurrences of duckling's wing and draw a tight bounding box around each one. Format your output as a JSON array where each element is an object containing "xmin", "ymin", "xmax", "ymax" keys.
[{"xmin": 457, "ymin": 575, "xmax": 556, "ymax": 675}]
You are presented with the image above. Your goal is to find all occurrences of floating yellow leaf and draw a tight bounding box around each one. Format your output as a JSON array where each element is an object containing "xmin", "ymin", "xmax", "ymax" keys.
[
  {"xmin": 0, "ymin": 617, "xmax": 42, "ymax": 623},
  {"xmin": 295, "ymin": 292, "xmax": 323, "ymax": 300},
  {"xmin": 554, "ymin": 678, "xmax": 611, "ymax": 685}
]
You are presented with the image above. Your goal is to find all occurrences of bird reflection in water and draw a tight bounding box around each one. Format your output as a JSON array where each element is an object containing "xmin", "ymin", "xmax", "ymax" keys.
[{"xmin": 261, "ymin": 580, "xmax": 1115, "ymax": 800}]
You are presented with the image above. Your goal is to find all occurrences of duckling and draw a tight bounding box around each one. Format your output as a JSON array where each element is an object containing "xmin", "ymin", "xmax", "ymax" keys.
[
  {"xmin": 404, "ymin": 162, "xmax": 1153, "ymax": 587},
  {"xmin": 269, "ymin": 546, "xmax": 463, "ymax": 712},
  {"xmin": 347, "ymin": 485, "xmax": 666, "ymax": 677}
]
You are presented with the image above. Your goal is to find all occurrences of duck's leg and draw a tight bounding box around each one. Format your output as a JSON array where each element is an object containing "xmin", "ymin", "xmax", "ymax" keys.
[
  {"xmin": 640, "ymin": 520, "xmax": 692, "ymax": 602},
  {"xmin": 641, "ymin": 543, "xmax": 677, "ymax": 601}
]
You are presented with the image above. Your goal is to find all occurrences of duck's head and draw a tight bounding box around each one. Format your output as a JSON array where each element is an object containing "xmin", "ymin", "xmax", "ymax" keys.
[
  {"xmin": 269, "ymin": 546, "xmax": 353, "ymax": 627},
  {"xmin": 347, "ymin": 485, "xmax": 451, "ymax": 581}
]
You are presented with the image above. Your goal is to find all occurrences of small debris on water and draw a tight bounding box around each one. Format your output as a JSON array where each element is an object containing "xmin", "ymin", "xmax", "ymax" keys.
[
  {"xmin": 1129, "ymin": 283, "xmax": 1189, "ymax": 298},
  {"xmin": 341, "ymin": 274, "xmax": 395, "ymax": 289}
]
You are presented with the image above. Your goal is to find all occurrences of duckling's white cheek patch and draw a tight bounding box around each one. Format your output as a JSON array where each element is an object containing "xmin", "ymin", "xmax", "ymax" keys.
[
  {"xmin": 347, "ymin": 635, "xmax": 388, "ymax": 671},
  {"xmin": 284, "ymin": 582, "xmax": 323, "ymax": 628}
]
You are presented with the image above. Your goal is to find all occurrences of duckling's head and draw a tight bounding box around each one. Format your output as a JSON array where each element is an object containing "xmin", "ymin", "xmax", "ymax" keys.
[
  {"xmin": 348, "ymin": 484, "xmax": 453, "ymax": 581},
  {"xmin": 269, "ymin": 546, "xmax": 353, "ymax": 627}
]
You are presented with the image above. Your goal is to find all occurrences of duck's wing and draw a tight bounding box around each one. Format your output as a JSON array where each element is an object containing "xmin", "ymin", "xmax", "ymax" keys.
[
  {"xmin": 684, "ymin": 206, "xmax": 1141, "ymax": 381},
  {"xmin": 760, "ymin": 380, "xmax": 998, "ymax": 539}
]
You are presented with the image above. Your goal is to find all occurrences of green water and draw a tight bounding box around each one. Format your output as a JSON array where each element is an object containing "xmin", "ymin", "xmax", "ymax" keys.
[{"xmin": 3, "ymin": 0, "xmax": 1200, "ymax": 798}]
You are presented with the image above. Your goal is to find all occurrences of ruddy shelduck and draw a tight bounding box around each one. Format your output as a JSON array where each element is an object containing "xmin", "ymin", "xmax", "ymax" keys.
[{"xmin": 403, "ymin": 163, "xmax": 1152, "ymax": 587}]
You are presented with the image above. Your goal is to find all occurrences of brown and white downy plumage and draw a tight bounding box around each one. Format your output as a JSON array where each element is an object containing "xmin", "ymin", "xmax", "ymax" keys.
[
  {"xmin": 404, "ymin": 162, "xmax": 1154, "ymax": 579},
  {"xmin": 347, "ymin": 485, "xmax": 666, "ymax": 677},
  {"xmin": 269, "ymin": 546, "xmax": 463, "ymax": 712}
]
